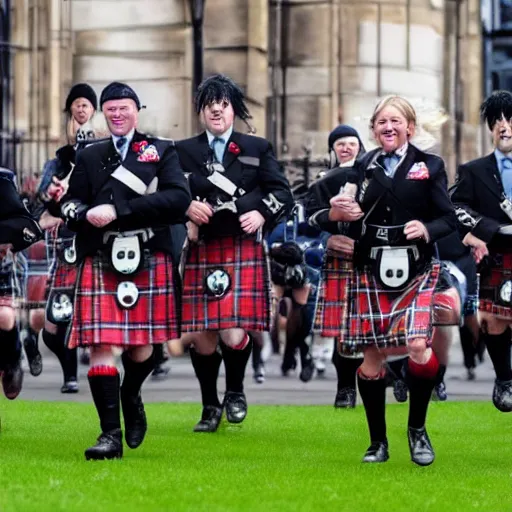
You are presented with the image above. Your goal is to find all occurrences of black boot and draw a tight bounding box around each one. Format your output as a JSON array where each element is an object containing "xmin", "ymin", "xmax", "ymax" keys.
[
  {"xmin": 333, "ymin": 349, "xmax": 361, "ymax": 408},
  {"xmin": 286, "ymin": 302, "xmax": 315, "ymax": 382},
  {"xmin": 86, "ymin": 370, "xmax": 122, "ymax": 460},
  {"xmin": 121, "ymin": 350, "xmax": 155, "ymax": 449},
  {"xmin": 190, "ymin": 348, "xmax": 223, "ymax": 432},
  {"xmin": 22, "ymin": 328, "xmax": 42, "ymax": 377},
  {"xmin": 406, "ymin": 363, "xmax": 436, "ymax": 466},
  {"xmin": 482, "ymin": 329, "xmax": 512, "ymax": 412},
  {"xmin": 0, "ymin": 327, "xmax": 23, "ymax": 400},
  {"xmin": 252, "ymin": 336, "xmax": 265, "ymax": 384},
  {"xmin": 460, "ymin": 325, "xmax": 477, "ymax": 378},
  {"xmin": 43, "ymin": 329, "xmax": 77, "ymax": 393},
  {"xmin": 357, "ymin": 373, "xmax": 389, "ymax": 463},
  {"xmin": 220, "ymin": 338, "xmax": 251, "ymax": 424},
  {"xmin": 432, "ymin": 365, "xmax": 447, "ymax": 402}
]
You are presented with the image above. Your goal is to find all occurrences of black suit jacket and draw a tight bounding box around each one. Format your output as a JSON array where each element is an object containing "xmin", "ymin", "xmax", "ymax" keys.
[
  {"xmin": 450, "ymin": 153, "xmax": 512, "ymax": 249},
  {"xmin": 175, "ymin": 131, "xmax": 293, "ymax": 237},
  {"xmin": 61, "ymin": 130, "xmax": 191, "ymax": 260},
  {"xmin": 307, "ymin": 144, "xmax": 454, "ymax": 245}
]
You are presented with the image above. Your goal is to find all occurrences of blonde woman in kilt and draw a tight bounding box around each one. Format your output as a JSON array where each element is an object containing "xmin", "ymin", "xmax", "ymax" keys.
[
  {"xmin": 176, "ymin": 75, "xmax": 293, "ymax": 433},
  {"xmin": 314, "ymin": 96, "xmax": 455, "ymax": 465},
  {"xmin": 61, "ymin": 82, "xmax": 190, "ymax": 460}
]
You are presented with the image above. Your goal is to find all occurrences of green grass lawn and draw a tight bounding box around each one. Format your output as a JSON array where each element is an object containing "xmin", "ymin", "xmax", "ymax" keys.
[{"xmin": 0, "ymin": 401, "xmax": 511, "ymax": 512}]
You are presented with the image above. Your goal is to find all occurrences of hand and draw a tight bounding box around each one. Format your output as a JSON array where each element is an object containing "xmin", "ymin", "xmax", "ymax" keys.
[
  {"xmin": 328, "ymin": 194, "xmax": 364, "ymax": 222},
  {"xmin": 186, "ymin": 221, "xmax": 199, "ymax": 242},
  {"xmin": 326, "ymin": 235, "xmax": 355, "ymax": 256},
  {"xmin": 239, "ymin": 210, "xmax": 265, "ymax": 234},
  {"xmin": 404, "ymin": 220, "xmax": 430, "ymax": 242},
  {"xmin": 462, "ymin": 232, "xmax": 489, "ymax": 264},
  {"xmin": 39, "ymin": 210, "xmax": 63, "ymax": 230},
  {"xmin": 186, "ymin": 200, "xmax": 213, "ymax": 225},
  {"xmin": 86, "ymin": 204, "xmax": 117, "ymax": 228},
  {"xmin": 46, "ymin": 180, "xmax": 66, "ymax": 203}
]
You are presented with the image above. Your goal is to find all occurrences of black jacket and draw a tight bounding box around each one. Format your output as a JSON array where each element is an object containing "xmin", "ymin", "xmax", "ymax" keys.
[
  {"xmin": 61, "ymin": 130, "xmax": 191, "ymax": 260},
  {"xmin": 450, "ymin": 153, "xmax": 512, "ymax": 251},
  {"xmin": 176, "ymin": 131, "xmax": 293, "ymax": 238},
  {"xmin": 308, "ymin": 145, "xmax": 455, "ymax": 244}
]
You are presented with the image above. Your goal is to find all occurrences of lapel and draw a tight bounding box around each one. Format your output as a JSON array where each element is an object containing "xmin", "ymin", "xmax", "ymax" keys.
[
  {"xmin": 222, "ymin": 131, "xmax": 241, "ymax": 171},
  {"xmin": 194, "ymin": 132, "xmax": 213, "ymax": 175},
  {"xmin": 479, "ymin": 153, "xmax": 503, "ymax": 196},
  {"xmin": 391, "ymin": 144, "xmax": 418, "ymax": 184},
  {"xmin": 98, "ymin": 138, "xmax": 121, "ymax": 182},
  {"xmin": 123, "ymin": 130, "xmax": 146, "ymax": 168}
]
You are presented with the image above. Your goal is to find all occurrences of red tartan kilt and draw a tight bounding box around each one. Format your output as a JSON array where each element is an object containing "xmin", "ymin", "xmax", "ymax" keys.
[
  {"xmin": 68, "ymin": 251, "xmax": 178, "ymax": 348},
  {"xmin": 181, "ymin": 236, "xmax": 271, "ymax": 332},
  {"xmin": 26, "ymin": 240, "xmax": 49, "ymax": 307},
  {"xmin": 479, "ymin": 250, "xmax": 512, "ymax": 320}
]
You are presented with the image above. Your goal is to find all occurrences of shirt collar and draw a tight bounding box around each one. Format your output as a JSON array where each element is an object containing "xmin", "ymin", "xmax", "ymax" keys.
[
  {"xmin": 380, "ymin": 142, "xmax": 408, "ymax": 158},
  {"xmin": 206, "ymin": 126, "xmax": 233, "ymax": 145},
  {"xmin": 494, "ymin": 148, "xmax": 512, "ymax": 167},
  {"xmin": 339, "ymin": 158, "xmax": 356, "ymax": 168},
  {"xmin": 112, "ymin": 128, "xmax": 135, "ymax": 146}
]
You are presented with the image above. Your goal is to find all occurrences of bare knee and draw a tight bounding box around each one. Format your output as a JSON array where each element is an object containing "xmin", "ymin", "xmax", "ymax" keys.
[
  {"xmin": 29, "ymin": 309, "xmax": 45, "ymax": 333},
  {"xmin": 192, "ymin": 331, "xmax": 219, "ymax": 355},
  {"xmin": 360, "ymin": 347, "xmax": 386, "ymax": 377},
  {"xmin": 219, "ymin": 328, "xmax": 246, "ymax": 348},
  {"xmin": 125, "ymin": 344, "xmax": 154, "ymax": 363},
  {"xmin": 89, "ymin": 345, "xmax": 116, "ymax": 367},
  {"xmin": 0, "ymin": 306, "xmax": 16, "ymax": 331},
  {"xmin": 44, "ymin": 320, "xmax": 58, "ymax": 335},
  {"xmin": 407, "ymin": 337, "xmax": 428, "ymax": 361}
]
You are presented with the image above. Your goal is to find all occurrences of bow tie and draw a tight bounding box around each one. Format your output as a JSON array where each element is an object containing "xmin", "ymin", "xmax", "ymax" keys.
[{"xmin": 115, "ymin": 136, "xmax": 127, "ymax": 151}]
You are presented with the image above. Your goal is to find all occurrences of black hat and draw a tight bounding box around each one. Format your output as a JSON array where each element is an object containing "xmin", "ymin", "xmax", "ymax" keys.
[
  {"xmin": 64, "ymin": 83, "xmax": 98, "ymax": 113},
  {"xmin": 195, "ymin": 74, "xmax": 251, "ymax": 120},
  {"xmin": 328, "ymin": 124, "xmax": 362, "ymax": 150},
  {"xmin": 480, "ymin": 90, "xmax": 512, "ymax": 130},
  {"xmin": 100, "ymin": 82, "xmax": 143, "ymax": 110}
]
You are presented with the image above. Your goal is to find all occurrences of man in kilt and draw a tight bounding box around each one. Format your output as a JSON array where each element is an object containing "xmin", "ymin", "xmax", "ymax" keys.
[
  {"xmin": 451, "ymin": 90, "xmax": 512, "ymax": 412},
  {"xmin": 0, "ymin": 168, "xmax": 43, "ymax": 402},
  {"xmin": 312, "ymin": 96, "xmax": 455, "ymax": 465},
  {"xmin": 176, "ymin": 74, "xmax": 293, "ymax": 432},
  {"xmin": 61, "ymin": 82, "xmax": 190, "ymax": 459}
]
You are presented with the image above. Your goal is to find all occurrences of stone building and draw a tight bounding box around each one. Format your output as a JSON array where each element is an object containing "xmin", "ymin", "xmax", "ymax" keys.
[{"xmin": 2, "ymin": 0, "xmax": 490, "ymax": 183}]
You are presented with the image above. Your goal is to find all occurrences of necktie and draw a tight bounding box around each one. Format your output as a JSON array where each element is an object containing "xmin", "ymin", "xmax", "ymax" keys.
[
  {"xmin": 211, "ymin": 137, "xmax": 225, "ymax": 163},
  {"xmin": 116, "ymin": 136, "xmax": 127, "ymax": 158},
  {"xmin": 502, "ymin": 158, "xmax": 512, "ymax": 199}
]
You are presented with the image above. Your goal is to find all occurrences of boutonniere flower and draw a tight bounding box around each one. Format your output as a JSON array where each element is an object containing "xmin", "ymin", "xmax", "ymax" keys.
[
  {"xmin": 228, "ymin": 142, "xmax": 241, "ymax": 155},
  {"xmin": 137, "ymin": 144, "xmax": 160, "ymax": 163},
  {"xmin": 132, "ymin": 140, "xmax": 149, "ymax": 154}
]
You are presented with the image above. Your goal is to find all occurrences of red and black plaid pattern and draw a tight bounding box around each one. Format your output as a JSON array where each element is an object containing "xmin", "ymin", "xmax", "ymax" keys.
[
  {"xmin": 315, "ymin": 251, "xmax": 440, "ymax": 353},
  {"xmin": 68, "ymin": 251, "xmax": 178, "ymax": 348},
  {"xmin": 181, "ymin": 236, "xmax": 271, "ymax": 332},
  {"xmin": 25, "ymin": 239, "xmax": 49, "ymax": 308},
  {"xmin": 479, "ymin": 250, "xmax": 512, "ymax": 320}
]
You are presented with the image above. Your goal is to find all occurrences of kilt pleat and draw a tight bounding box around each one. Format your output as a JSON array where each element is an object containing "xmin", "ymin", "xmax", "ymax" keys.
[
  {"xmin": 315, "ymin": 251, "xmax": 440, "ymax": 354},
  {"xmin": 68, "ymin": 251, "xmax": 178, "ymax": 348},
  {"xmin": 479, "ymin": 251, "xmax": 512, "ymax": 320},
  {"xmin": 181, "ymin": 235, "xmax": 271, "ymax": 332}
]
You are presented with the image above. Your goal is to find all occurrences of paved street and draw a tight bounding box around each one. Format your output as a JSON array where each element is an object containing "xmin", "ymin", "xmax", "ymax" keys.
[{"xmin": 18, "ymin": 338, "xmax": 495, "ymax": 405}]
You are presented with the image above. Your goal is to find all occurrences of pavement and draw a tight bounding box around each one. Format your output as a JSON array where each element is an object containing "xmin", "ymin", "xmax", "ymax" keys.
[{"xmin": 17, "ymin": 337, "xmax": 495, "ymax": 405}]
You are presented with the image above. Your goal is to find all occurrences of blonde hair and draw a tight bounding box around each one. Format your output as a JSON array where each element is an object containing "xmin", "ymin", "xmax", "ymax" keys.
[{"xmin": 370, "ymin": 95, "xmax": 417, "ymax": 131}]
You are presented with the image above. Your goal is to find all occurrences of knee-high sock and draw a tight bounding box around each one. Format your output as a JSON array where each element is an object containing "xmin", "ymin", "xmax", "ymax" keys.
[
  {"xmin": 482, "ymin": 329, "xmax": 512, "ymax": 381},
  {"xmin": 333, "ymin": 346, "xmax": 363, "ymax": 391},
  {"xmin": 121, "ymin": 350, "xmax": 155, "ymax": 398},
  {"xmin": 460, "ymin": 325, "xmax": 476, "ymax": 370},
  {"xmin": 88, "ymin": 366, "xmax": 121, "ymax": 433},
  {"xmin": 153, "ymin": 343, "xmax": 166, "ymax": 366},
  {"xmin": 252, "ymin": 337, "xmax": 262, "ymax": 371},
  {"xmin": 357, "ymin": 371, "xmax": 387, "ymax": 443},
  {"xmin": 287, "ymin": 302, "xmax": 312, "ymax": 368},
  {"xmin": 0, "ymin": 327, "xmax": 21, "ymax": 370},
  {"xmin": 220, "ymin": 337, "xmax": 252, "ymax": 393},
  {"xmin": 42, "ymin": 328, "xmax": 76, "ymax": 382},
  {"xmin": 406, "ymin": 352, "xmax": 439, "ymax": 429},
  {"xmin": 190, "ymin": 348, "xmax": 222, "ymax": 408}
]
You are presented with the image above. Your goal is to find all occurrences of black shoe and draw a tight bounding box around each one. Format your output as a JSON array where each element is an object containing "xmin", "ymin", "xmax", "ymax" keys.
[
  {"xmin": 150, "ymin": 364, "xmax": 170, "ymax": 381},
  {"xmin": 492, "ymin": 379, "xmax": 512, "ymax": 412},
  {"xmin": 334, "ymin": 387, "xmax": 356, "ymax": 408},
  {"xmin": 362, "ymin": 441, "xmax": 389, "ymax": 463},
  {"xmin": 392, "ymin": 379, "xmax": 408, "ymax": 403},
  {"xmin": 253, "ymin": 363, "xmax": 265, "ymax": 384},
  {"xmin": 408, "ymin": 426, "xmax": 435, "ymax": 466},
  {"xmin": 121, "ymin": 392, "xmax": 147, "ymax": 449},
  {"xmin": 432, "ymin": 382, "xmax": 448, "ymax": 402},
  {"xmin": 299, "ymin": 359, "xmax": 315, "ymax": 383},
  {"xmin": 281, "ymin": 357, "xmax": 297, "ymax": 377},
  {"xmin": 224, "ymin": 391, "xmax": 247, "ymax": 424},
  {"xmin": 467, "ymin": 368, "xmax": 476, "ymax": 381},
  {"xmin": 79, "ymin": 349, "xmax": 90, "ymax": 366},
  {"xmin": 84, "ymin": 429, "xmax": 123, "ymax": 460},
  {"xmin": 23, "ymin": 334, "xmax": 42, "ymax": 377},
  {"xmin": 2, "ymin": 363, "xmax": 23, "ymax": 400},
  {"xmin": 193, "ymin": 405, "xmax": 223, "ymax": 432},
  {"xmin": 61, "ymin": 379, "xmax": 79, "ymax": 394}
]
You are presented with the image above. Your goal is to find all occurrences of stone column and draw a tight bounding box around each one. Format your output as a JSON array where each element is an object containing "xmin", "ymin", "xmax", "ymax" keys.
[{"xmin": 203, "ymin": 0, "xmax": 269, "ymax": 136}]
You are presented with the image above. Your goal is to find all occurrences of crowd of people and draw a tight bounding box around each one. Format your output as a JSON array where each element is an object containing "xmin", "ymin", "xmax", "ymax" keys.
[{"xmin": 0, "ymin": 74, "xmax": 510, "ymax": 467}]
